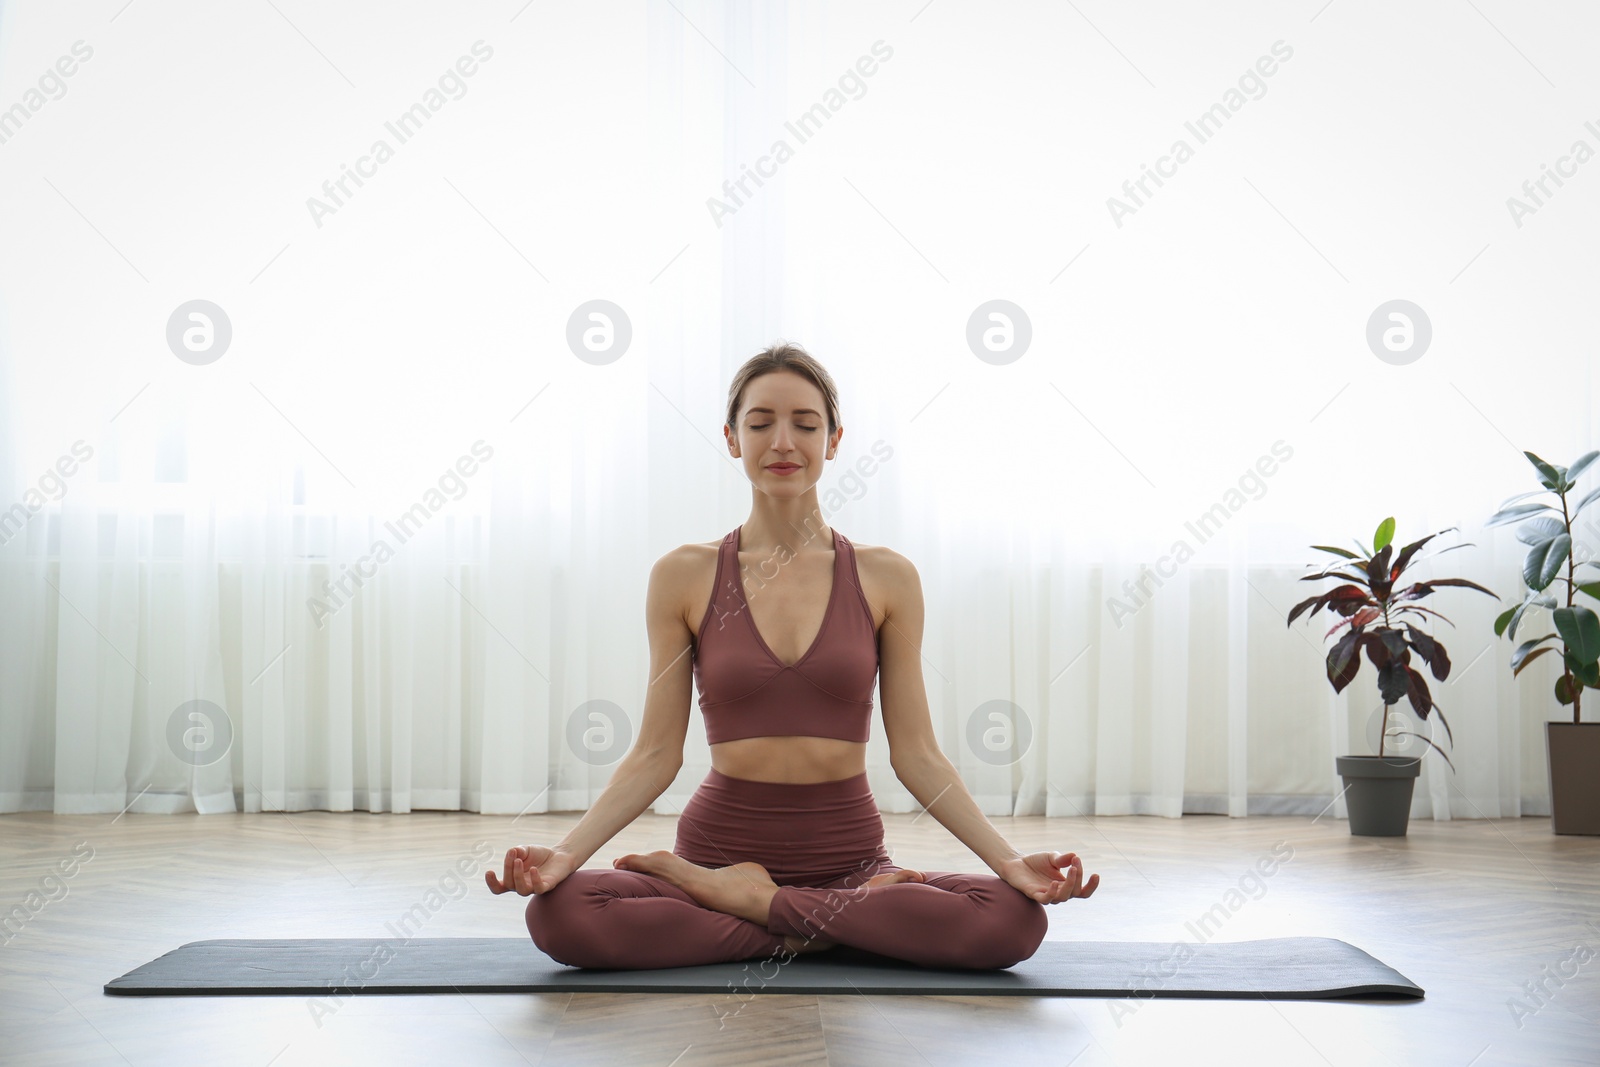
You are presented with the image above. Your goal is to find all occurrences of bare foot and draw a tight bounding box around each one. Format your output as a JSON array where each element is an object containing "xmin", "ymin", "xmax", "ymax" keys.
[
  {"xmin": 614, "ymin": 849, "xmax": 779, "ymax": 926},
  {"xmin": 614, "ymin": 852, "xmax": 931, "ymax": 952},
  {"xmin": 864, "ymin": 867, "xmax": 926, "ymax": 889}
]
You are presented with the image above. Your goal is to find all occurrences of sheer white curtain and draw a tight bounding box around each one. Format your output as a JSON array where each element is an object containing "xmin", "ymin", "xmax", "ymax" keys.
[{"xmin": 2, "ymin": 1, "xmax": 1594, "ymax": 822}]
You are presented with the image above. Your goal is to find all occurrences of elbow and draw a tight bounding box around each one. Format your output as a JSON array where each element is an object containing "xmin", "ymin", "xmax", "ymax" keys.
[
  {"xmin": 891, "ymin": 746, "xmax": 945, "ymax": 783},
  {"xmin": 626, "ymin": 743, "xmax": 683, "ymax": 781}
]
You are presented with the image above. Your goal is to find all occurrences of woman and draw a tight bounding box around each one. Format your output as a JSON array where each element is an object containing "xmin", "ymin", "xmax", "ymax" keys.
[{"xmin": 485, "ymin": 342, "xmax": 1099, "ymax": 970}]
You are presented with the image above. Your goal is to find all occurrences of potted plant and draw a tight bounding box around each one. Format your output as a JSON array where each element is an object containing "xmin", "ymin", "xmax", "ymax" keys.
[
  {"xmin": 1487, "ymin": 449, "xmax": 1600, "ymax": 835},
  {"xmin": 1288, "ymin": 517, "xmax": 1499, "ymax": 836}
]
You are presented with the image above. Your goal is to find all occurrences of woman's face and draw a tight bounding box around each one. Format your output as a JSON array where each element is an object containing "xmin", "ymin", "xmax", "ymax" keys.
[{"xmin": 730, "ymin": 371, "xmax": 839, "ymax": 490}]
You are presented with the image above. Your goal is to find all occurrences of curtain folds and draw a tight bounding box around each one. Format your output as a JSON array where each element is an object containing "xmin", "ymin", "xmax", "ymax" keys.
[{"xmin": 2, "ymin": 1, "xmax": 1592, "ymax": 824}]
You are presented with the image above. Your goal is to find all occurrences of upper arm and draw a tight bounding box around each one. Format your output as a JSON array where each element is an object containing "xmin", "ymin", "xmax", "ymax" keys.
[
  {"xmin": 877, "ymin": 549, "xmax": 942, "ymax": 771},
  {"xmin": 632, "ymin": 546, "xmax": 695, "ymax": 768}
]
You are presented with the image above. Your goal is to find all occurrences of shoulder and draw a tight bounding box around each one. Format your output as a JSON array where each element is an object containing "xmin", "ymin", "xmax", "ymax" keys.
[
  {"xmin": 652, "ymin": 535, "xmax": 723, "ymax": 586},
  {"xmin": 846, "ymin": 538, "xmax": 920, "ymax": 618},
  {"xmin": 850, "ymin": 540, "xmax": 914, "ymax": 577},
  {"xmin": 649, "ymin": 536, "xmax": 726, "ymax": 631}
]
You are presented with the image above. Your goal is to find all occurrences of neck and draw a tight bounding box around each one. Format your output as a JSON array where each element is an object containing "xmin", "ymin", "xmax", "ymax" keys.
[{"xmin": 739, "ymin": 511, "xmax": 833, "ymax": 558}]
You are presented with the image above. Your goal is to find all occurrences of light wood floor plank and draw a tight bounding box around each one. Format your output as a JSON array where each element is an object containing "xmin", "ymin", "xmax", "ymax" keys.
[{"xmin": 1, "ymin": 807, "xmax": 1596, "ymax": 1066}]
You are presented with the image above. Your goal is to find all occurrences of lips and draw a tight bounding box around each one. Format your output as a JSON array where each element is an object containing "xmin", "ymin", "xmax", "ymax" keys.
[{"xmin": 768, "ymin": 463, "xmax": 799, "ymax": 471}]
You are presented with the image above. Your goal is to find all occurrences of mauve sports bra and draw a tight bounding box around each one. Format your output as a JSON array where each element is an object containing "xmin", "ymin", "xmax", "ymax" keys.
[{"xmin": 692, "ymin": 525, "xmax": 879, "ymax": 744}]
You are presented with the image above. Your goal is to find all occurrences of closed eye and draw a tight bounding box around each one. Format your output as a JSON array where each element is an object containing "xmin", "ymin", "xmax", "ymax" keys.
[{"xmin": 751, "ymin": 425, "xmax": 817, "ymax": 431}]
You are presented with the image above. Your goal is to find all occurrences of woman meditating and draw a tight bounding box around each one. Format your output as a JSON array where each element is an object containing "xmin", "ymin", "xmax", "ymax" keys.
[{"xmin": 485, "ymin": 342, "xmax": 1100, "ymax": 970}]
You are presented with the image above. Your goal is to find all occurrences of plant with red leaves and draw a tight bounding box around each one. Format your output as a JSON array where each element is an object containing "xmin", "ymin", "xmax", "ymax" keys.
[{"xmin": 1287, "ymin": 517, "xmax": 1500, "ymax": 770}]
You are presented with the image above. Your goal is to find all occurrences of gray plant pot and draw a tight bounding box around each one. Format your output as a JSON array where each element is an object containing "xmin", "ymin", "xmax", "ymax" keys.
[
  {"xmin": 1335, "ymin": 755, "xmax": 1422, "ymax": 837},
  {"xmin": 1546, "ymin": 721, "xmax": 1600, "ymax": 835}
]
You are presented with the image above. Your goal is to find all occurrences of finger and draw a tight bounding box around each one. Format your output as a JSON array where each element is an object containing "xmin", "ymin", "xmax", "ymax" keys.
[
  {"xmin": 485, "ymin": 870, "xmax": 503, "ymax": 894},
  {"xmin": 1048, "ymin": 854, "xmax": 1080, "ymax": 880},
  {"xmin": 501, "ymin": 848, "xmax": 521, "ymax": 890}
]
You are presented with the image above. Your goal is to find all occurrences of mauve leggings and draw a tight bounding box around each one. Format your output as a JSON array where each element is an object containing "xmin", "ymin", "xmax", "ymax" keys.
[{"xmin": 525, "ymin": 768, "xmax": 1048, "ymax": 970}]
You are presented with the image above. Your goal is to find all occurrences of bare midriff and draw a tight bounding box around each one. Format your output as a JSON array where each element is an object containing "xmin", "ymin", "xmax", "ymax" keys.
[{"xmin": 710, "ymin": 736, "xmax": 867, "ymax": 783}]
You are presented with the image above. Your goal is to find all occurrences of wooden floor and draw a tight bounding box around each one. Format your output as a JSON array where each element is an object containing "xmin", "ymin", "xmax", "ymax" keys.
[{"xmin": 2, "ymin": 801, "xmax": 1596, "ymax": 1067}]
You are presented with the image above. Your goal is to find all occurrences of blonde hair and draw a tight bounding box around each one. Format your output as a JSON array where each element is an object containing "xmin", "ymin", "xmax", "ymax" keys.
[{"xmin": 725, "ymin": 341, "xmax": 840, "ymax": 439}]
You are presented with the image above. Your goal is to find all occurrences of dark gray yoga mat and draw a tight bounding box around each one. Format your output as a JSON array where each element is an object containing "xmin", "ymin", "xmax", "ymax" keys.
[{"xmin": 105, "ymin": 936, "xmax": 1423, "ymax": 999}]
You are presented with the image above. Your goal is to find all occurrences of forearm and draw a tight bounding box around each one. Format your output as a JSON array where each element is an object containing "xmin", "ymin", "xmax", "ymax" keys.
[
  {"xmin": 552, "ymin": 751, "xmax": 682, "ymax": 867},
  {"xmin": 893, "ymin": 753, "xmax": 1023, "ymax": 875}
]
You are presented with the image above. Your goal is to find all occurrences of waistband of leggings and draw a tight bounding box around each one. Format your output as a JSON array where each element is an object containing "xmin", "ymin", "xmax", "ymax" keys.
[{"xmin": 699, "ymin": 766, "xmax": 872, "ymax": 805}]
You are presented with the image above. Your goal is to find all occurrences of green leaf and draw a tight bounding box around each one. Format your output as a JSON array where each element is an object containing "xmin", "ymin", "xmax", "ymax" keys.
[
  {"xmin": 1499, "ymin": 488, "xmax": 1554, "ymax": 509},
  {"xmin": 1494, "ymin": 606, "xmax": 1517, "ymax": 637},
  {"xmin": 1552, "ymin": 605, "xmax": 1600, "ymax": 666},
  {"xmin": 1565, "ymin": 450, "xmax": 1599, "ymax": 485},
  {"xmin": 1524, "ymin": 534, "xmax": 1571, "ymax": 591},
  {"xmin": 1373, "ymin": 517, "xmax": 1396, "ymax": 553},
  {"xmin": 1578, "ymin": 582, "xmax": 1600, "ymax": 602},
  {"xmin": 1309, "ymin": 545, "xmax": 1360, "ymax": 560},
  {"xmin": 1507, "ymin": 592, "xmax": 1557, "ymax": 642},
  {"xmin": 1511, "ymin": 633, "xmax": 1561, "ymax": 670},
  {"xmin": 1572, "ymin": 484, "xmax": 1600, "ymax": 519},
  {"xmin": 1565, "ymin": 652, "xmax": 1600, "ymax": 688},
  {"xmin": 1556, "ymin": 672, "xmax": 1576, "ymax": 705},
  {"xmin": 1487, "ymin": 502, "xmax": 1561, "ymax": 527},
  {"xmin": 1516, "ymin": 516, "xmax": 1567, "ymax": 547},
  {"xmin": 1514, "ymin": 646, "xmax": 1557, "ymax": 677},
  {"xmin": 1525, "ymin": 451, "xmax": 1565, "ymax": 490}
]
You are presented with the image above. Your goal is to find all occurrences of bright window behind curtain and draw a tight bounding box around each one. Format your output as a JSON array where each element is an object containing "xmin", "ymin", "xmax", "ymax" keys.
[{"xmin": 1, "ymin": 0, "xmax": 1595, "ymax": 820}]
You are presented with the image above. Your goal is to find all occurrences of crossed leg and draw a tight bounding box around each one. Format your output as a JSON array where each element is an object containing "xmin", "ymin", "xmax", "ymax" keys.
[
  {"xmin": 765, "ymin": 865, "xmax": 1049, "ymax": 969},
  {"xmin": 525, "ymin": 866, "xmax": 788, "ymax": 970},
  {"xmin": 527, "ymin": 850, "xmax": 1048, "ymax": 971}
]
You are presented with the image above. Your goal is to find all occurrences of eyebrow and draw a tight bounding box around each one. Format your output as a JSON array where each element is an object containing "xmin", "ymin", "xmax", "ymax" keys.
[{"xmin": 746, "ymin": 407, "xmax": 822, "ymax": 418}]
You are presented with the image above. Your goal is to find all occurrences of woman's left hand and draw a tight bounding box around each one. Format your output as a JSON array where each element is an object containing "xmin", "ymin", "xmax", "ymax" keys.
[{"xmin": 997, "ymin": 851, "xmax": 1101, "ymax": 904}]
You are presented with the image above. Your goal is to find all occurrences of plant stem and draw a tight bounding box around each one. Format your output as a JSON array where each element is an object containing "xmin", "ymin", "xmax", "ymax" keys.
[
  {"xmin": 1561, "ymin": 489, "xmax": 1581, "ymax": 724},
  {"xmin": 1380, "ymin": 594, "xmax": 1393, "ymax": 757}
]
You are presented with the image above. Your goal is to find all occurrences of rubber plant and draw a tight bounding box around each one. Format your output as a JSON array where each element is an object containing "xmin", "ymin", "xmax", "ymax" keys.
[
  {"xmin": 1487, "ymin": 450, "xmax": 1600, "ymax": 720},
  {"xmin": 1287, "ymin": 516, "xmax": 1500, "ymax": 769}
]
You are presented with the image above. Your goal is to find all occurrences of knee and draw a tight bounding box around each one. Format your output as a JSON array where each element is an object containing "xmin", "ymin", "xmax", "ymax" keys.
[
  {"xmin": 523, "ymin": 888, "xmax": 570, "ymax": 964},
  {"xmin": 969, "ymin": 885, "xmax": 1048, "ymax": 970},
  {"xmin": 525, "ymin": 877, "xmax": 609, "ymax": 969}
]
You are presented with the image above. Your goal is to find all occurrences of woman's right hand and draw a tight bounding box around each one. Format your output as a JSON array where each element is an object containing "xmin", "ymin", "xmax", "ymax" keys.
[{"xmin": 485, "ymin": 845, "xmax": 577, "ymax": 896}]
